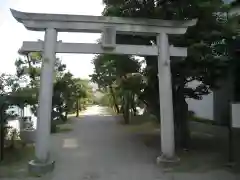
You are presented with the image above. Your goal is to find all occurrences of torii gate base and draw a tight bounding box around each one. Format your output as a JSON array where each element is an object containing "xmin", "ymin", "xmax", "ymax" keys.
[{"xmin": 11, "ymin": 9, "xmax": 196, "ymax": 175}]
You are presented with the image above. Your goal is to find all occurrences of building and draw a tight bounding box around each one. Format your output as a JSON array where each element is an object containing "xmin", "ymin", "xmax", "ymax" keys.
[{"xmin": 187, "ymin": 74, "xmax": 233, "ymax": 125}]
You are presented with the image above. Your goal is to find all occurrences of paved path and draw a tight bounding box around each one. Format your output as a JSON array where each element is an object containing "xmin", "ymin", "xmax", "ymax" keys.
[
  {"xmin": 49, "ymin": 106, "xmax": 166, "ymax": 180},
  {"xmin": 21, "ymin": 105, "xmax": 238, "ymax": 180}
]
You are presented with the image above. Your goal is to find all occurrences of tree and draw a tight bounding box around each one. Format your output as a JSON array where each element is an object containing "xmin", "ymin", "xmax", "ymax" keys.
[
  {"xmin": 100, "ymin": 0, "xmax": 239, "ymax": 147},
  {"xmin": 15, "ymin": 53, "xmax": 67, "ymax": 119},
  {"xmin": 91, "ymin": 54, "xmax": 141, "ymax": 114},
  {"xmin": 0, "ymin": 73, "xmax": 24, "ymax": 160},
  {"xmin": 52, "ymin": 72, "xmax": 93, "ymax": 121},
  {"xmin": 14, "ymin": 52, "xmax": 94, "ymax": 127},
  {"xmin": 115, "ymin": 73, "xmax": 146, "ymax": 123},
  {"xmin": 73, "ymin": 78, "xmax": 93, "ymax": 117},
  {"xmin": 91, "ymin": 54, "xmax": 143, "ymax": 123}
]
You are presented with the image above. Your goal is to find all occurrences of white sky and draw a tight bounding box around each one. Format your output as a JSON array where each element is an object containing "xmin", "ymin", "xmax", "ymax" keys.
[{"xmin": 0, "ymin": 0, "xmax": 104, "ymax": 79}]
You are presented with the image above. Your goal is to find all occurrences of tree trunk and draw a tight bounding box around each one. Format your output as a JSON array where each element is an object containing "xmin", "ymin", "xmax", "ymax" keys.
[
  {"xmin": 175, "ymin": 97, "xmax": 189, "ymax": 149},
  {"xmin": 109, "ymin": 86, "xmax": 120, "ymax": 113},
  {"xmin": 76, "ymin": 100, "xmax": 79, "ymax": 117},
  {"xmin": 79, "ymin": 102, "xmax": 82, "ymax": 111},
  {"xmin": 63, "ymin": 111, "xmax": 68, "ymax": 122},
  {"xmin": 0, "ymin": 109, "xmax": 4, "ymax": 161},
  {"xmin": 123, "ymin": 92, "xmax": 130, "ymax": 124},
  {"xmin": 132, "ymin": 106, "xmax": 137, "ymax": 116},
  {"xmin": 173, "ymin": 82, "xmax": 190, "ymax": 149},
  {"xmin": 130, "ymin": 93, "xmax": 137, "ymax": 116}
]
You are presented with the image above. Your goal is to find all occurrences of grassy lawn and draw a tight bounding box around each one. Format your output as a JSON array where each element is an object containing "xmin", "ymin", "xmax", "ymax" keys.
[
  {"xmin": 171, "ymin": 132, "xmax": 228, "ymax": 173},
  {"xmin": 56, "ymin": 123, "xmax": 73, "ymax": 133},
  {"xmin": 51, "ymin": 117, "xmax": 74, "ymax": 134},
  {"xmin": 0, "ymin": 141, "xmax": 34, "ymax": 178},
  {"xmin": 0, "ymin": 116, "xmax": 77, "ymax": 178},
  {"xmin": 120, "ymin": 114, "xmax": 159, "ymax": 133},
  {"xmin": 123, "ymin": 121, "xmax": 158, "ymax": 134},
  {"xmin": 121, "ymin": 114, "xmax": 240, "ymax": 174},
  {"xmin": 105, "ymin": 107, "xmax": 117, "ymax": 115},
  {"xmin": 67, "ymin": 113, "xmax": 77, "ymax": 118},
  {"xmin": 189, "ymin": 115, "xmax": 216, "ymax": 125},
  {"xmin": 0, "ymin": 118, "xmax": 74, "ymax": 178}
]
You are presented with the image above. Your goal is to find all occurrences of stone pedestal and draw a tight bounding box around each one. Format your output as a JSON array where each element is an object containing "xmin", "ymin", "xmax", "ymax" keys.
[
  {"xmin": 28, "ymin": 160, "xmax": 55, "ymax": 176},
  {"xmin": 156, "ymin": 154, "xmax": 180, "ymax": 169}
]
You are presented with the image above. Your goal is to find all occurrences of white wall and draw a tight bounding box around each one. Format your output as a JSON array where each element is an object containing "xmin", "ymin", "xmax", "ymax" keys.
[
  {"xmin": 186, "ymin": 93, "xmax": 214, "ymax": 120},
  {"xmin": 186, "ymin": 80, "xmax": 214, "ymax": 120}
]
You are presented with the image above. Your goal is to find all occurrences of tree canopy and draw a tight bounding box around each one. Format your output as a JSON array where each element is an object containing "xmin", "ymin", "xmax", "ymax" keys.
[
  {"xmin": 1, "ymin": 52, "xmax": 94, "ymax": 129},
  {"xmin": 91, "ymin": 0, "xmax": 240, "ymax": 147}
]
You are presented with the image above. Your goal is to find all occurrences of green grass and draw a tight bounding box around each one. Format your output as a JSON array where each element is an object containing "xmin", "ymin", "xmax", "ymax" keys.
[
  {"xmin": 0, "ymin": 141, "xmax": 34, "ymax": 178},
  {"xmin": 67, "ymin": 113, "xmax": 77, "ymax": 118},
  {"xmin": 189, "ymin": 116, "xmax": 216, "ymax": 125},
  {"xmin": 56, "ymin": 123, "xmax": 73, "ymax": 133},
  {"xmin": 51, "ymin": 116, "xmax": 75, "ymax": 134},
  {"xmin": 105, "ymin": 107, "xmax": 117, "ymax": 115},
  {"xmin": 120, "ymin": 115, "xmax": 240, "ymax": 173},
  {"xmin": 171, "ymin": 134, "xmax": 227, "ymax": 173},
  {"xmin": 120, "ymin": 114, "xmax": 159, "ymax": 134},
  {"xmin": 123, "ymin": 121, "xmax": 158, "ymax": 133}
]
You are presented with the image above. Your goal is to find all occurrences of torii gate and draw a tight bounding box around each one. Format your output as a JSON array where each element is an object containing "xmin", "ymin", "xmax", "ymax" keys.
[{"xmin": 11, "ymin": 9, "xmax": 197, "ymax": 174}]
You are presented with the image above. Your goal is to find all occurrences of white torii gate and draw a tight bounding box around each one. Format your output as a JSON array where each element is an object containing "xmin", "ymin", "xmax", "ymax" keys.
[{"xmin": 11, "ymin": 9, "xmax": 197, "ymax": 174}]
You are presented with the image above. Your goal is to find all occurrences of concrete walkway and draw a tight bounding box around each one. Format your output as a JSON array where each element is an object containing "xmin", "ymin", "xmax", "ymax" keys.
[
  {"xmin": 48, "ymin": 106, "xmax": 166, "ymax": 180},
  {"xmin": 30, "ymin": 106, "xmax": 239, "ymax": 180}
]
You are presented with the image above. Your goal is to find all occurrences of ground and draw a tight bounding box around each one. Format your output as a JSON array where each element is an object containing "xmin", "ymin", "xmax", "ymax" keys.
[
  {"xmin": 48, "ymin": 106, "xmax": 166, "ymax": 180},
  {"xmin": 1, "ymin": 105, "xmax": 240, "ymax": 180}
]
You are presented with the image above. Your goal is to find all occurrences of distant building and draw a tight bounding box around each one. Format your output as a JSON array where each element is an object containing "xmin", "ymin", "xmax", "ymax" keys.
[{"xmin": 187, "ymin": 73, "xmax": 233, "ymax": 126}]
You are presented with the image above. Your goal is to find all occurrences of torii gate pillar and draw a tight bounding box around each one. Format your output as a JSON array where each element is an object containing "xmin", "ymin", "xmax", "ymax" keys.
[
  {"xmin": 11, "ymin": 9, "xmax": 196, "ymax": 175},
  {"xmin": 33, "ymin": 28, "xmax": 57, "ymax": 169},
  {"xmin": 157, "ymin": 33, "xmax": 175, "ymax": 161}
]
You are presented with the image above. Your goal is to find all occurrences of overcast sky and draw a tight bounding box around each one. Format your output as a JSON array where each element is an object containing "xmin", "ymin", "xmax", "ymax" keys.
[{"xmin": 0, "ymin": 0, "xmax": 104, "ymax": 79}]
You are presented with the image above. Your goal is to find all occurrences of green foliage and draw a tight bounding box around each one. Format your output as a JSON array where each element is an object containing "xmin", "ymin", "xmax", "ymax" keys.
[
  {"xmin": 102, "ymin": 0, "xmax": 237, "ymax": 103},
  {"xmin": 91, "ymin": 53, "xmax": 145, "ymax": 122},
  {"xmin": 0, "ymin": 74, "xmax": 20, "ymax": 94},
  {"xmin": 91, "ymin": 0, "xmax": 240, "ymax": 146},
  {"xmin": 0, "ymin": 53, "xmax": 95, "ymax": 135},
  {"xmin": 52, "ymin": 72, "xmax": 92, "ymax": 121},
  {"xmin": 12, "ymin": 52, "xmax": 94, "ymax": 122},
  {"xmin": 0, "ymin": 76, "xmax": 23, "ymax": 160},
  {"xmin": 91, "ymin": 54, "xmax": 141, "ymax": 87}
]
